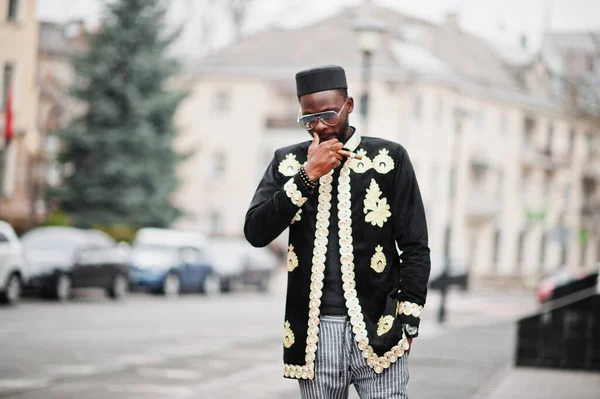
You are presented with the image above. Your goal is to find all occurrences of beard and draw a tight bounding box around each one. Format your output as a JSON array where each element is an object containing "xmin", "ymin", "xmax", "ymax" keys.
[{"xmin": 335, "ymin": 118, "xmax": 350, "ymax": 143}]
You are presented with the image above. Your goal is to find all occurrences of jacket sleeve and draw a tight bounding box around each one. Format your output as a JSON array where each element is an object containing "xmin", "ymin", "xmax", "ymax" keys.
[
  {"xmin": 244, "ymin": 153, "xmax": 316, "ymax": 248},
  {"xmin": 393, "ymin": 148, "xmax": 431, "ymax": 328}
]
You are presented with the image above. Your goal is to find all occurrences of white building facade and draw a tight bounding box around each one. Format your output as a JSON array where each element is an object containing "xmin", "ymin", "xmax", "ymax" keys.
[{"xmin": 173, "ymin": 5, "xmax": 600, "ymax": 282}]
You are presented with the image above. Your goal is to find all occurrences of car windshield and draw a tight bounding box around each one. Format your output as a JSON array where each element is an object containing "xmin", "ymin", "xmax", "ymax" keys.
[
  {"xmin": 21, "ymin": 234, "xmax": 88, "ymax": 253},
  {"xmin": 131, "ymin": 245, "xmax": 181, "ymax": 268}
]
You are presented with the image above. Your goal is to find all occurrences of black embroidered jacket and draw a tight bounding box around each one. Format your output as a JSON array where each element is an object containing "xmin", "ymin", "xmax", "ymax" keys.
[{"xmin": 244, "ymin": 131, "xmax": 431, "ymax": 380}]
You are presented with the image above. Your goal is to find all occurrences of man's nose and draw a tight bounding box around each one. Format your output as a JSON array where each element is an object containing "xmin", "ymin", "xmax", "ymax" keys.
[{"xmin": 314, "ymin": 118, "xmax": 328, "ymax": 131}]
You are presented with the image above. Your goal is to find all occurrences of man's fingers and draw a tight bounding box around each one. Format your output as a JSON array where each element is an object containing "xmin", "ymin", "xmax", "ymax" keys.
[
  {"xmin": 338, "ymin": 150, "xmax": 363, "ymax": 160},
  {"xmin": 312, "ymin": 132, "xmax": 320, "ymax": 146},
  {"xmin": 330, "ymin": 142, "xmax": 343, "ymax": 150}
]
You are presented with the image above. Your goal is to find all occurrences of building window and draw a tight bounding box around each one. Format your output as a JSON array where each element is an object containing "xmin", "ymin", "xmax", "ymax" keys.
[
  {"xmin": 499, "ymin": 113, "xmax": 507, "ymax": 135},
  {"xmin": 564, "ymin": 183, "xmax": 572, "ymax": 207},
  {"xmin": 0, "ymin": 150, "xmax": 6, "ymax": 193},
  {"xmin": 209, "ymin": 151, "xmax": 225, "ymax": 178},
  {"xmin": 448, "ymin": 166, "xmax": 456, "ymax": 200},
  {"xmin": 586, "ymin": 54, "xmax": 595, "ymax": 74},
  {"xmin": 579, "ymin": 229, "xmax": 588, "ymax": 266},
  {"xmin": 476, "ymin": 109, "xmax": 486, "ymax": 132},
  {"xmin": 546, "ymin": 122, "xmax": 554, "ymax": 154},
  {"xmin": 7, "ymin": 0, "xmax": 19, "ymax": 21},
  {"xmin": 412, "ymin": 95, "xmax": 422, "ymax": 120},
  {"xmin": 540, "ymin": 232, "xmax": 547, "ymax": 266},
  {"xmin": 568, "ymin": 129, "xmax": 576, "ymax": 154},
  {"xmin": 521, "ymin": 170, "xmax": 531, "ymax": 202},
  {"xmin": 496, "ymin": 170, "xmax": 504, "ymax": 196},
  {"xmin": 543, "ymin": 175, "xmax": 552, "ymax": 203},
  {"xmin": 523, "ymin": 117, "xmax": 536, "ymax": 146},
  {"xmin": 435, "ymin": 96, "xmax": 443, "ymax": 125},
  {"xmin": 517, "ymin": 230, "xmax": 526, "ymax": 267},
  {"xmin": 212, "ymin": 90, "xmax": 230, "ymax": 115},
  {"xmin": 208, "ymin": 210, "xmax": 221, "ymax": 236},
  {"xmin": 587, "ymin": 133, "xmax": 596, "ymax": 157},
  {"xmin": 2, "ymin": 63, "xmax": 15, "ymax": 110},
  {"xmin": 472, "ymin": 166, "xmax": 486, "ymax": 190},
  {"xmin": 443, "ymin": 224, "xmax": 452, "ymax": 260},
  {"xmin": 492, "ymin": 229, "xmax": 501, "ymax": 265}
]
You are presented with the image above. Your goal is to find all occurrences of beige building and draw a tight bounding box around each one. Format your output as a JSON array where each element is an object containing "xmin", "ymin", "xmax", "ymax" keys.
[
  {"xmin": 37, "ymin": 20, "xmax": 87, "ymax": 206},
  {"xmin": 0, "ymin": 0, "xmax": 39, "ymax": 233},
  {"xmin": 173, "ymin": 5, "xmax": 600, "ymax": 282}
]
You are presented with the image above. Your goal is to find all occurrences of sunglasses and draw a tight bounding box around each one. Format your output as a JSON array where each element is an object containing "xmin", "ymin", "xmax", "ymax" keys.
[{"xmin": 297, "ymin": 101, "xmax": 347, "ymax": 130}]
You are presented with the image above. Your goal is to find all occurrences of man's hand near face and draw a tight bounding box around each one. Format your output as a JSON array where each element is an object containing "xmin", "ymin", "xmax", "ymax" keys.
[{"xmin": 304, "ymin": 132, "xmax": 344, "ymax": 181}]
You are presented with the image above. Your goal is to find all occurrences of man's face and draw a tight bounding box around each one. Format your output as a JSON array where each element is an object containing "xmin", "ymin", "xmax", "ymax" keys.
[{"xmin": 298, "ymin": 90, "xmax": 354, "ymax": 142}]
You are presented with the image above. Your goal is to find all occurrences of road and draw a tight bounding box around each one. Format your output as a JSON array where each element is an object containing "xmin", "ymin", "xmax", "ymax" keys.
[{"xmin": 0, "ymin": 273, "xmax": 538, "ymax": 399}]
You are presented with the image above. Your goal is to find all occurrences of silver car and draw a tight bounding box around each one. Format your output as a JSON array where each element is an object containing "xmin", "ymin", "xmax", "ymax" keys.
[{"xmin": 0, "ymin": 220, "xmax": 28, "ymax": 305}]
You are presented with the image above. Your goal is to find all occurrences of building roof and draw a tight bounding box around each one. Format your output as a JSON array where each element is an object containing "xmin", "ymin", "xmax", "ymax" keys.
[
  {"xmin": 189, "ymin": 4, "xmax": 520, "ymax": 90},
  {"xmin": 541, "ymin": 31, "xmax": 600, "ymax": 76},
  {"xmin": 39, "ymin": 21, "xmax": 87, "ymax": 57}
]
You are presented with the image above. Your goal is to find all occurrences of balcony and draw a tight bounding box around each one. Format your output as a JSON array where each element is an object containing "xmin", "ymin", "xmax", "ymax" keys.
[
  {"xmin": 583, "ymin": 155, "xmax": 600, "ymax": 181},
  {"xmin": 521, "ymin": 145, "xmax": 561, "ymax": 172},
  {"xmin": 466, "ymin": 189, "xmax": 502, "ymax": 225}
]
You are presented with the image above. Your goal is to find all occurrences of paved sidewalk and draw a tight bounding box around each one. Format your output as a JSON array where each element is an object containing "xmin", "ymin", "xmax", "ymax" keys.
[
  {"xmin": 271, "ymin": 269, "xmax": 600, "ymax": 398},
  {"xmin": 481, "ymin": 367, "xmax": 600, "ymax": 399}
]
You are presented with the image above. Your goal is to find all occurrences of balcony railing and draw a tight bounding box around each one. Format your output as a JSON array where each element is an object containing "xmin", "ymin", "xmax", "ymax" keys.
[
  {"xmin": 522, "ymin": 145, "xmax": 565, "ymax": 172},
  {"xmin": 466, "ymin": 189, "xmax": 502, "ymax": 224}
]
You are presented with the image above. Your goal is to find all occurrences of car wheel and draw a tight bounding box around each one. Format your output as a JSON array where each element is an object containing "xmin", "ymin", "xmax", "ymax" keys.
[
  {"xmin": 162, "ymin": 273, "xmax": 180, "ymax": 297},
  {"xmin": 54, "ymin": 273, "xmax": 72, "ymax": 302},
  {"xmin": 202, "ymin": 274, "xmax": 221, "ymax": 297},
  {"xmin": 0, "ymin": 273, "xmax": 22, "ymax": 305},
  {"xmin": 108, "ymin": 274, "xmax": 128, "ymax": 300}
]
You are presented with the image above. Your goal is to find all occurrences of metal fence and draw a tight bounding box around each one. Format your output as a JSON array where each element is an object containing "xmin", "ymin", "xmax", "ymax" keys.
[{"xmin": 515, "ymin": 273, "xmax": 600, "ymax": 371}]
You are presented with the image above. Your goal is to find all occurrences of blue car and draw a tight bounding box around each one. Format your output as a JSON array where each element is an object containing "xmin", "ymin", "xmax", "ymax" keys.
[{"xmin": 128, "ymin": 228, "xmax": 221, "ymax": 297}]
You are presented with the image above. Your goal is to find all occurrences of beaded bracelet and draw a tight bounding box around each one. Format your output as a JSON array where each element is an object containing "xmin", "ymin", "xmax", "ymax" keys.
[{"xmin": 299, "ymin": 165, "xmax": 318, "ymax": 190}]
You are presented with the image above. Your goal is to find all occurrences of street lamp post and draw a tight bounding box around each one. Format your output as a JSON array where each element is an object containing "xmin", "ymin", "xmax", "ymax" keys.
[{"xmin": 352, "ymin": 12, "xmax": 385, "ymax": 137}]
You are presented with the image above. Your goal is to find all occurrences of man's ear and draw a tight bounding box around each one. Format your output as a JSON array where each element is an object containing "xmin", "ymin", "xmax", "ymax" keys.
[{"xmin": 346, "ymin": 96, "xmax": 354, "ymax": 114}]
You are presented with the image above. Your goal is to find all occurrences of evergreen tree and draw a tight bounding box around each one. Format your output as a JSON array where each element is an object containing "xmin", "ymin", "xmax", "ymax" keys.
[{"xmin": 56, "ymin": 0, "xmax": 186, "ymax": 229}]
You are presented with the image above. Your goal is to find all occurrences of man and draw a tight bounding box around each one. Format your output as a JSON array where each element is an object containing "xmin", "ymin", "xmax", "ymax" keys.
[{"xmin": 244, "ymin": 65, "xmax": 430, "ymax": 398}]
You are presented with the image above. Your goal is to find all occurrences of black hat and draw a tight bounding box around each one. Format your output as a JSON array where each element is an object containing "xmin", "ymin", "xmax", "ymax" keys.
[{"xmin": 295, "ymin": 65, "xmax": 347, "ymax": 97}]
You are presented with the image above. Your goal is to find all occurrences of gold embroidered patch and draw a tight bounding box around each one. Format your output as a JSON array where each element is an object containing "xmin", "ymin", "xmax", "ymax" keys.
[
  {"xmin": 377, "ymin": 315, "xmax": 395, "ymax": 336},
  {"xmin": 348, "ymin": 149, "xmax": 372, "ymax": 173},
  {"xmin": 291, "ymin": 209, "xmax": 302, "ymax": 224},
  {"xmin": 370, "ymin": 245, "xmax": 387, "ymax": 273},
  {"xmin": 287, "ymin": 244, "xmax": 298, "ymax": 272},
  {"xmin": 364, "ymin": 179, "xmax": 391, "ymax": 227},
  {"xmin": 278, "ymin": 154, "xmax": 302, "ymax": 176},
  {"xmin": 283, "ymin": 321, "xmax": 295, "ymax": 348},
  {"xmin": 373, "ymin": 148, "xmax": 395, "ymax": 174}
]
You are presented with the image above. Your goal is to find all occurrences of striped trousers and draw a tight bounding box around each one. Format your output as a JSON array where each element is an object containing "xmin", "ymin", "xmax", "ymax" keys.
[{"xmin": 298, "ymin": 315, "xmax": 409, "ymax": 399}]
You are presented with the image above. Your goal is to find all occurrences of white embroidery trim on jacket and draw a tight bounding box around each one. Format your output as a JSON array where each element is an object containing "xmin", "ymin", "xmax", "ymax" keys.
[
  {"xmin": 284, "ymin": 178, "xmax": 308, "ymax": 207},
  {"xmin": 338, "ymin": 157, "xmax": 409, "ymax": 374},
  {"xmin": 283, "ymin": 170, "xmax": 333, "ymax": 380}
]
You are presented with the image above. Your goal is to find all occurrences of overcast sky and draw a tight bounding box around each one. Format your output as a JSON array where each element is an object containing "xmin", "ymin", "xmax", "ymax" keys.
[{"xmin": 37, "ymin": 0, "xmax": 600, "ymax": 57}]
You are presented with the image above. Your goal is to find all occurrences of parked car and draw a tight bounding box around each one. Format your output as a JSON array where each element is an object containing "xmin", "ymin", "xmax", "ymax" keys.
[
  {"xmin": 206, "ymin": 237, "xmax": 278, "ymax": 293},
  {"xmin": 128, "ymin": 228, "xmax": 220, "ymax": 296},
  {"xmin": 0, "ymin": 221, "xmax": 28, "ymax": 305},
  {"xmin": 70, "ymin": 242, "xmax": 131, "ymax": 300},
  {"xmin": 20, "ymin": 226, "xmax": 119, "ymax": 301}
]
